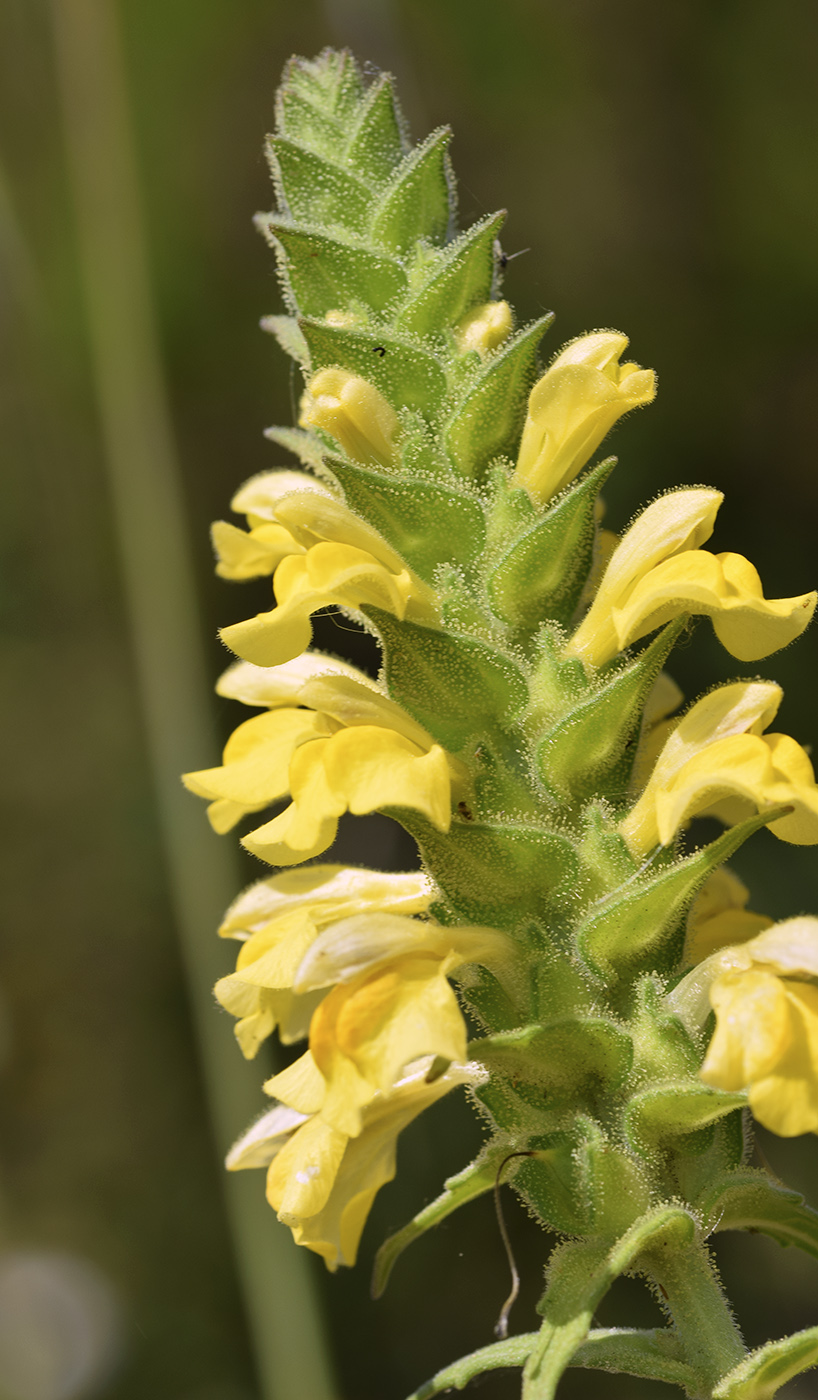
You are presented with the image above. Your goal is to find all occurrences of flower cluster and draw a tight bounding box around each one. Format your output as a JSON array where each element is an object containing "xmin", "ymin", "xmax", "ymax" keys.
[
  {"xmin": 219, "ymin": 865, "xmax": 510, "ymax": 1265},
  {"xmin": 186, "ymin": 47, "xmax": 818, "ymax": 1400}
]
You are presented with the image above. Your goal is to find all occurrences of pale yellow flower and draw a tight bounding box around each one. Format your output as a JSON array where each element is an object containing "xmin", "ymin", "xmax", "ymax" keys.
[
  {"xmin": 242, "ymin": 725, "xmax": 455, "ymax": 865},
  {"xmin": 215, "ymin": 652, "xmax": 374, "ymax": 709},
  {"xmin": 215, "ymin": 473, "xmax": 438, "ymax": 668},
  {"xmin": 454, "ymin": 300, "xmax": 513, "ymax": 356},
  {"xmin": 227, "ymin": 1059, "xmax": 481, "ymax": 1269},
  {"xmin": 184, "ymin": 670, "xmax": 460, "ymax": 862},
  {"xmin": 297, "ymin": 955, "xmax": 467, "ymax": 1135},
  {"xmin": 182, "ymin": 707, "xmax": 336, "ymax": 834},
  {"xmin": 511, "ymin": 331, "xmax": 656, "ymax": 506},
  {"xmin": 265, "ymin": 915, "xmax": 505, "ymax": 1135},
  {"xmin": 622, "ymin": 679, "xmax": 781, "ymax": 853},
  {"xmin": 682, "ymin": 866, "xmax": 772, "ymax": 966},
  {"xmin": 567, "ymin": 489, "xmax": 816, "ymax": 668},
  {"xmin": 618, "ymin": 679, "xmax": 818, "ymax": 855},
  {"xmin": 220, "ymin": 539, "xmax": 438, "ymax": 668},
  {"xmin": 241, "ymin": 915, "xmax": 505, "ymax": 1265},
  {"xmin": 214, "ymin": 867, "xmax": 434, "ymax": 1057},
  {"xmin": 705, "ymin": 971, "xmax": 818, "ymax": 1135},
  {"xmin": 300, "ymin": 367, "xmax": 399, "ymax": 466},
  {"xmin": 210, "ymin": 469, "xmax": 331, "ymax": 580},
  {"xmin": 670, "ymin": 918, "xmax": 818, "ymax": 1137},
  {"xmin": 218, "ymin": 864, "xmax": 434, "ymax": 942}
]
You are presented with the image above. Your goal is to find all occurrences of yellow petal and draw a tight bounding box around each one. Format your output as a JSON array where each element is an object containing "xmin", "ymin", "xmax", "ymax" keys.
[
  {"xmin": 219, "ymin": 542, "xmax": 437, "ymax": 668},
  {"xmin": 621, "ymin": 680, "xmax": 782, "ymax": 854},
  {"xmin": 241, "ymin": 725, "xmax": 453, "ymax": 870},
  {"xmin": 748, "ymin": 982, "xmax": 818, "ymax": 1136},
  {"xmin": 683, "ymin": 864, "xmax": 772, "ymax": 965},
  {"xmin": 226, "ymin": 1104, "xmax": 308, "ymax": 1171},
  {"xmin": 298, "ymin": 672, "xmax": 435, "ymax": 751},
  {"xmin": 264, "ymin": 1049, "xmax": 327, "ymax": 1114},
  {"xmin": 182, "ymin": 709, "xmax": 332, "ymax": 822},
  {"xmin": 288, "ymin": 1060, "xmax": 478, "ymax": 1268},
  {"xmin": 512, "ymin": 331, "xmax": 657, "ymax": 506},
  {"xmin": 206, "ymin": 798, "xmax": 248, "ymax": 834},
  {"xmin": 216, "ymin": 652, "xmax": 375, "ymax": 708},
  {"xmin": 218, "ymin": 864, "xmax": 433, "ymax": 941},
  {"xmin": 566, "ymin": 488, "xmax": 722, "ymax": 665},
  {"xmin": 242, "ymin": 801, "xmax": 340, "ymax": 868},
  {"xmin": 652, "ymin": 731, "xmax": 818, "ymax": 849},
  {"xmin": 611, "ymin": 550, "xmax": 816, "ymax": 662},
  {"xmin": 735, "ymin": 916, "xmax": 818, "ymax": 980},
  {"xmin": 274, "ymin": 491, "xmax": 407, "ymax": 574},
  {"xmin": 231, "ymin": 910, "xmax": 319, "ymax": 985},
  {"xmin": 702, "ymin": 970, "xmax": 793, "ymax": 1088},
  {"xmin": 321, "ymin": 727, "xmax": 453, "ymax": 830},
  {"xmin": 266, "ymin": 1115, "xmax": 348, "ymax": 1223},
  {"xmin": 300, "ymin": 368, "xmax": 399, "ymax": 466},
  {"xmin": 671, "ymin": 916, "xmax": 818, "ymax": 1032},
  {"xmin": 211, "ymin": 520, "xmax": 303, "ymax": 580},
  {"xmin": 231, "ymin": 988, "xmax": 324, "ymax": 1057},
  {"xmin": 230, "ymin": 469, "xmax": 333, "ymax": 521},
  {"xmin": 234, "ymin": 1002, "xmax": 277, "ymax": 1058},
  {"xmin": 293, "ymin": 912, "xmax": 514, "ymax": 991},
  {"xmin": 311, "ymin": 955, "xmax": 468, "ymax": 1136}
]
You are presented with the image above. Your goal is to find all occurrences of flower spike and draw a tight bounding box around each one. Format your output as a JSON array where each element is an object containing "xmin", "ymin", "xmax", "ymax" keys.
[{"xmin": 184, "ymin": 48, "xmax": 818, "ymax": 1399}]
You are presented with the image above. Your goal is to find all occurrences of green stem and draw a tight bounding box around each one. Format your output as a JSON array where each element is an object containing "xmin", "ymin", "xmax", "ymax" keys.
[
  {"xmin": 643, "ymin": 1239, "xmax": 747, "ymax": 1396},
  {"xmin": 50, "ymin": 4, "xmax": 337, "ymax": 1397}
]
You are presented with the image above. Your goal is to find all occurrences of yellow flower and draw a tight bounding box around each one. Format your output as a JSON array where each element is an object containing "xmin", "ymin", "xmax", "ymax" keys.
[
  {"xmin": 215, "ymin": 651, "xmax": 373, "ymax": 708},
  {"xmin": 213, "ymin": 473, "xmax": 438, "ymax": 669},
  {"xmin": 184, "ymin": 669, "xmax": 462, "ymax": 861},
  {"xmin": 290, "ymin": 909, "xmax": 514, "ymax": 994},
  {"xmin": 292, "ymin": 954, "xmax": 469, "ymax": 1135},
  {"xmin": 683, "ymin": 866, "xmax": 772, "ymax": 966},
  {"xmin": 621, "ymin": 679, "xmax": 818, "ymax": 855},
  {"xmin": 454, "ymin": 300, "xmax": 513, "ymax": 356},
  {"xmin": 238, "ymin": 907, "xmax": 508, "ymax": 1264},
  {"xmin": 264, "ymin": 914, "xmax": 510, "ymax": 1128},
  {"xmin": 670, "ymin": 918, "xmax": 818, "ymax": 1137},
  {"xmin": 511, "ymin": 331, "xmax": 656, "ymax": 506},
  {"xmin": 182, "ymin": 707, "xmax": 336, "ymax": 834},
  {"xmin": 211, "ymin": 520, "xmax": 303, "ymax": 580},
  {"xmin": 242, "ymin": 726, "xmax": 455, "ymax": 865},
  {"xmin": 567, "ymin": 489, "xmax": 816, "ymax": 668},
  {"xmin": 210, "ymin": 469, "xmax": 331, "ymax": 580},
  {"xmin": 214, "ymin": 866, "xmax": 434, "ymax": 1057},
  {"xmin": 621, "ymin": 679, "xmax": 782, "ymax": 854},
  {"xmin": 220, "ymin": 539, "xmax": 437, "ymax": 669},
  {"xmin": 227, "ymin": 1059, "xmax": 481, "ymax": 1268},
  {"xmin": 704, "ymin": 971, "xmax": 818, "ymax": 1135},
  {"xmin": 218, "ymin": 863, "xmax": 434, "ymax": 941},
  {"xmin": 300, "ymin": 367, "xmax": 399, "ymax": 466}
]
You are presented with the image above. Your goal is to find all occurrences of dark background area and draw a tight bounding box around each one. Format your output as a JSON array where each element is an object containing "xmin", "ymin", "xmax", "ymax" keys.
[{"xmin": 2, "ymin": 2, "xmax": 818, "ymax": 1397}]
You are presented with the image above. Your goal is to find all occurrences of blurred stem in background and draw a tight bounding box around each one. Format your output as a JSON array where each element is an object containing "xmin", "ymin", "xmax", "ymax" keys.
[{"xmin": 49, "ymin": 2, "xmax": 337, "ymax": 1397}]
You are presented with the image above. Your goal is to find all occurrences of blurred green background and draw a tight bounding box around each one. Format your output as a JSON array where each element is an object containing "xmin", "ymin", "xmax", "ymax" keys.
[{"xmin": 2, "ymin": 2, "xmax": 818, "ymax": 1398}]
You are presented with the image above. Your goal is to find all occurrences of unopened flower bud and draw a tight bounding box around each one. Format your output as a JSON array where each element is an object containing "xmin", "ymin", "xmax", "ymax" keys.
[
  {"xmin": 455, "ymin": 301, "xmax": 513, "ymax": 357},
  {"xmin": 300, "ymin": 368, "xmax": 399, "ymax": 466},
  {"xmin": 512, "ymin": 331, "xmax": 656, "ymax": 506}
]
